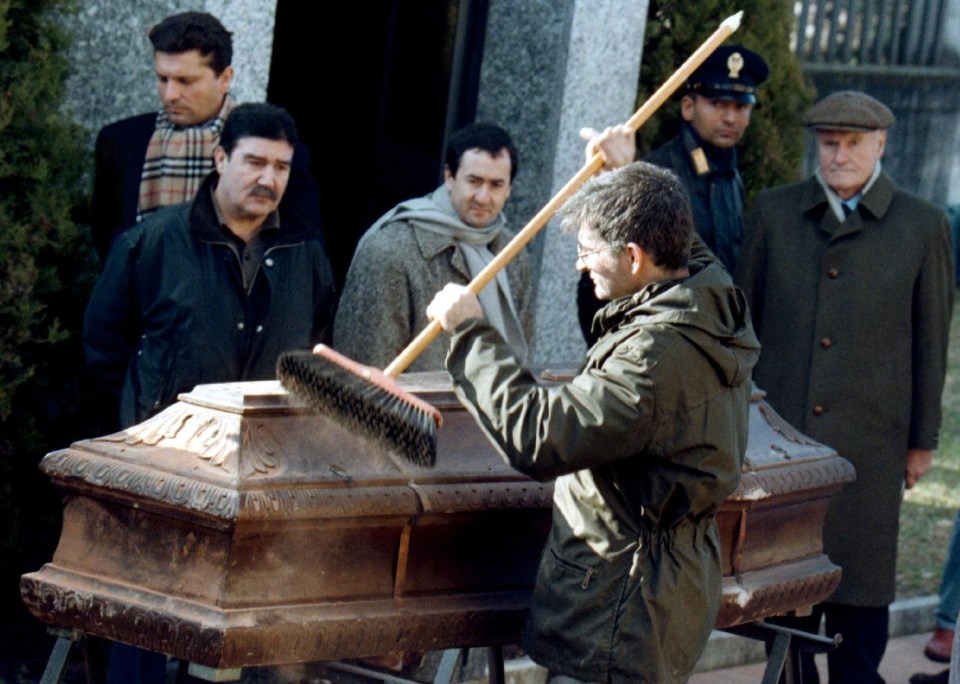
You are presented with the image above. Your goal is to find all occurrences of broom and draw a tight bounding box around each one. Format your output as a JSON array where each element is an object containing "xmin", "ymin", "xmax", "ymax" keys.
[{"xmin": 277, "ymin": 11, "xmax": 745, "ymax": 468}]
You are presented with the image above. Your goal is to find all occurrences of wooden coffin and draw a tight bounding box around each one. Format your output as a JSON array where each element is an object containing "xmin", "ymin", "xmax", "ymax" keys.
[{"xmin": 21, "ymin": 374, "xmax": 854, "ymax": 669}]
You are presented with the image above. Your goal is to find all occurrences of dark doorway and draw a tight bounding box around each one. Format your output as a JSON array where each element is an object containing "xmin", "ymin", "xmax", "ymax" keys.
[{"xmin": 268, "ymin": 0, "xmax": 488, "ymax": 288}]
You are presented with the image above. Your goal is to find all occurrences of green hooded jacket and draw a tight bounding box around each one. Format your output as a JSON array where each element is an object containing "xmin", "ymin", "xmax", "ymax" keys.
[{"xmin": 446, "ymin": 258, "xmax": 759, "ymax": 683}]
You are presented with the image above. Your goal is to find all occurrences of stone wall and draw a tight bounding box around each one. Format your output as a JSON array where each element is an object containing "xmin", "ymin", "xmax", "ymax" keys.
[{"xmin": 478, "ymin": 0, "xmax": 649, "ymax": 365}]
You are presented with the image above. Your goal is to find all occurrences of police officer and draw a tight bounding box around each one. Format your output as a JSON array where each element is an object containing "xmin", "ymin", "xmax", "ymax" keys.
[{"xmin": 577, "ymin": 45, "xmax": 769, "ymax": 344}]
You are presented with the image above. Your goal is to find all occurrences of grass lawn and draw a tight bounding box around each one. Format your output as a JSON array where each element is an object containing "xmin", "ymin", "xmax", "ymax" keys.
[{"xmin": 896, "ymin": 293, "xmax": 960, "ymax": 598}]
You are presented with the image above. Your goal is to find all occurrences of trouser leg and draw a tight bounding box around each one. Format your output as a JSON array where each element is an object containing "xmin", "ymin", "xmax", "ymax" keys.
[
  {"xmin": 937, "ymin": 512, "xmax": 960, "ymax": 629},
  {"xmin": 823, "ymin": 602, "xmax": 888, "ymax": 684},
  {"xmin": 105, "ymin": 642, "xmax": 167, "ymax": 684}
]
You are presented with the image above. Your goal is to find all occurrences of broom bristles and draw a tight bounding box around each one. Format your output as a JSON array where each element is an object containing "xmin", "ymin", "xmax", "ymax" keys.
[{"xmin": 276, "ymin": 345, "xmax": 442, "ymax": 468}]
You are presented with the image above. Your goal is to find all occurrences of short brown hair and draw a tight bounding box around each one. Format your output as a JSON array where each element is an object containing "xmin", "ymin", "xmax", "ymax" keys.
[{"xmin": 559, "ymin": 162, "xmax": 693, "ymax": 271}]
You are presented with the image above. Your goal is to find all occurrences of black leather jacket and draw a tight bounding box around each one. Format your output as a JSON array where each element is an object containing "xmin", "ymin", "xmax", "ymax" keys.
[{"xmin": 84, "ymin": 172, "xmax": 336, "ymax": 428}]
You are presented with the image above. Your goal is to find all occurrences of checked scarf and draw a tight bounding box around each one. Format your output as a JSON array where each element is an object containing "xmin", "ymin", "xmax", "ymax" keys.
[{"xmin": 136, "ymin": 94, "xmax": 235, "ymax": 222}]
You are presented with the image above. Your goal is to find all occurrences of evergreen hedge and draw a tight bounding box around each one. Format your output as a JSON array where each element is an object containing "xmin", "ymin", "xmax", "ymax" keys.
[
  {"xmin": 638, "ymin": 0, "xmax": 816, "ymax": 202},
  {"xmin": 0, "ymin": 0, "xmax": 93, "ymax": 668}
]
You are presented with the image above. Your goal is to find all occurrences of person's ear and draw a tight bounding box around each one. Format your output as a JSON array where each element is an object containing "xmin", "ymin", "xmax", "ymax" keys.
[
  {"xmin": 680, "ymin": 94, "xmax": 696, "ymax": 123},
  {"xmin": 218, "ymin": 65, "xmax": 235, "ymax": 93},
  {"xmin": 625, "ymin": 242, "xmax": 644, "ymax": 275},
  {"xmin": 214, "ymin": 146, "xmax": 228, "ymax": 174}
]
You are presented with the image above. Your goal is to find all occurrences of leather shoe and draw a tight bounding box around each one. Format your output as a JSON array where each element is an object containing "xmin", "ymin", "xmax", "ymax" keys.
[
  {"xmin": 924, "ymin": 627, "xmax": 954, "ymax": 663},
  {"xmin": 910, "ymin": 670, "xmax": 949, "ymax": 684}
]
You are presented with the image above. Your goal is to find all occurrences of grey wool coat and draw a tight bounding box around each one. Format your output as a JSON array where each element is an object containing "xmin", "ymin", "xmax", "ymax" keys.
[
  {"xmin": 736, "ymin": 171, "xmax": 955, "ymax": 606},
  {"xmin": 333, "ymin": 218, "xmax": 534, "ymax": 372}
]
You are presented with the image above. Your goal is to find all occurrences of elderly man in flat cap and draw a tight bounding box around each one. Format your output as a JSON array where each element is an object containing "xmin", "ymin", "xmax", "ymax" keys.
[
  {"xmin": 736, "ymin": 90, "xmax": 955, "ymax": 682},
  {"xmin": 577, "ymin": 45, "xmax": 768, "ymax": 344}
]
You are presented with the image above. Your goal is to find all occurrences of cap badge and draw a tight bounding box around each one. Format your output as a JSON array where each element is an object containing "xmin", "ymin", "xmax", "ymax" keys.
[{"xmin": 727, "ymin": 52, "xmax": 744, "ymax": 79}]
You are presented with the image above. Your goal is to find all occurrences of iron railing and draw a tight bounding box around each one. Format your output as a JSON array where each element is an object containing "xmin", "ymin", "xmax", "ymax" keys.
[{"xmin": 793, "ymin": 0, "xmax": 950, "ymax": 65}]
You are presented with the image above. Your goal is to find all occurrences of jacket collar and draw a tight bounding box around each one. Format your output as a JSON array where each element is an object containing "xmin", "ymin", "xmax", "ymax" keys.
[
  {"xmin": 681, "ymin": 123, "xmax": 737, "ymax": 175},
  {"xmin": 189, "ymin": 171, "xmax": 313, "ymax": 246},
  {"xmin": 410, "ymin": 219, "xmax": 507, "ymax": 281},
  {"xmin": 799, "ymin": 171, "xmax": 896, "ymax": 240}
]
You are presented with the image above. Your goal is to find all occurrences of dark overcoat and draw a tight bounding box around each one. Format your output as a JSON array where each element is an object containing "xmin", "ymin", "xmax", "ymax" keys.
[{"xmin": 736, "ymin": 172, "xmax": 954, "ymax": 606}]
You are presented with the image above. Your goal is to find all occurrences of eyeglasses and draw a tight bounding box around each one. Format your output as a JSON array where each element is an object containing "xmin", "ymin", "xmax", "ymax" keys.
[{"xmin": 576, "ymin": 243, "xmax": 616, "ymax": 261}]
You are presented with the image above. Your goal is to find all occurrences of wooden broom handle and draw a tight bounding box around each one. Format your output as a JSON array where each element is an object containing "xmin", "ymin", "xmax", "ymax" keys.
[{"xmin": 384, "ymin": 11, "xmax": 744, "ymax": 378}]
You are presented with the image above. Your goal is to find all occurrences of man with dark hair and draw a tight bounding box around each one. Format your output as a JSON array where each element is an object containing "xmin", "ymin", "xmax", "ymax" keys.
[
  {"xmin": 147, "ymin": 11, "xmax": 233, "ymax": 75},
  {"xmin": 577, "ymin": 44, "xmax": 768, "ymax": 344},
  {"xmin": 84, "ymin": 103, "xmax": 336, "ymax": 429},
  {"xmin": 425, "ymin": 161, "xmax": 759, "ymax": 682},
  {"xmin": 90, "ymin": 11, "xmax": 322, "ymax": 262},
  {"xmin": 333, "ymin": 122, "xmax": 533, "ymax": 370},
  {"xmin": 737, "ymin": 90, "xmax": 954, "ymax": 682},
  {"xmin": 444, "ymin": 122, "xmax": 519, "ymax": 184}
]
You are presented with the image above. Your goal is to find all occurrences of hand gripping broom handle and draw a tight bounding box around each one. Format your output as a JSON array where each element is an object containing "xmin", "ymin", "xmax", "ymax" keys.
[{"xmin": 383, "ymin": 11, "xmax": 744, "ymax": 378}]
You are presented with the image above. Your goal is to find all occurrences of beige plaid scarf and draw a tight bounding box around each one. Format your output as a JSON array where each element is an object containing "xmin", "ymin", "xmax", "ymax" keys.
[{"xmin": 136, "ymin": 94, "xmax": 235, "ymax": 221}]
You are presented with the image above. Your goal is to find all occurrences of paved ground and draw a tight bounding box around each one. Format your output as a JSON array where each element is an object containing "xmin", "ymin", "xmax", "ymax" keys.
[{"xmin": 691, "ymin": 631, "xmax": 949, "ymax": 683}]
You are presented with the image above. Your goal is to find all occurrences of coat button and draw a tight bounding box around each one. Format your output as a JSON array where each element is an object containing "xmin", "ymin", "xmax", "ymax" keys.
[
  {"xmin": 827, "ymin": 268, "xmax": 839, "ymax": 278},
  {"xmin": 813, "ymin": 405, "xmax": 824, "ymax": 416},
  {"xmin": 820, "ymin": 337, "xmax": 832, "ymax": 348},
  {"xmin": 255, "ymin": 325, "xmax": 263, "ymax": 333},
  {"xmin": 265, "ymin": 258, "xmax": 275, "ymax": 267},
  {"xmin": 237, "ymin": 322, "xmax": 245, "ymax": 331}
]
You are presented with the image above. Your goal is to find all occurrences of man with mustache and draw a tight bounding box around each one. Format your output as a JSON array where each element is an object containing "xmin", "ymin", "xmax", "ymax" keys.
[
  {"xmin": 334, "ymin": 122, "xmax": 533, "ymax": 370},
  {"xmin": 577, "ymin": 45, "xmax": 768, "ymax": 344},
  {"xmin": 89, "ymin": 11, "xmax": 323, "ymax": 263},
  {"xmin": 84, "ymin": 103, "xmax": 336, "ymax": 432}
]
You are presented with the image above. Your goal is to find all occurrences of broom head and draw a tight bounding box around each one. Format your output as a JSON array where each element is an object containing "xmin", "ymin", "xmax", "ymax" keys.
[{"xmin": 277, "ymin": 344, "xmax": 443, "ymax": 468}]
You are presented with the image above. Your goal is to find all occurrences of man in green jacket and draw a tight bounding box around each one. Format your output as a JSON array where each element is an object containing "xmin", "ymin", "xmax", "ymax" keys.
[
  {"xmin": 736, "ymin": 91, "xmax": 955, "ymax": 682},
  {"xmin": 427, "ymin": 162, "xmax": 759, "ymax": 682}
]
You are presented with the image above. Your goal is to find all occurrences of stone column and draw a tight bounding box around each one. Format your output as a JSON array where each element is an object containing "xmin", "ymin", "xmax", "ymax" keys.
[{"xmin": 476, "ymin": 0, "xmax": 649, "ymax": 365}]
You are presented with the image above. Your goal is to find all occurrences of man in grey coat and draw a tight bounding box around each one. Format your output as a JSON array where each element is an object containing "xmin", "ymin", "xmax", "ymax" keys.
[
  {"xmin": 333, "ymin": 123, "xmax": 533, "ymax": 371},
  {"xmin": 736, "ymin": 91, "xmax": 955, "ymax": 682}
]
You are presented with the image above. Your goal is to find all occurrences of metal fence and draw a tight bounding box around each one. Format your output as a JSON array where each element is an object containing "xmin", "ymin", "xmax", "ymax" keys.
[{"xmin": 793, "ymin": 0, "xmax": 949, "ymax": 66}]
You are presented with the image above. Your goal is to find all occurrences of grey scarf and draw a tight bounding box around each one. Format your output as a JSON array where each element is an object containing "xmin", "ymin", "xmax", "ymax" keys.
[{"xmin": 356, "ymin": 186, "xmax": 529, "ymax": 362}]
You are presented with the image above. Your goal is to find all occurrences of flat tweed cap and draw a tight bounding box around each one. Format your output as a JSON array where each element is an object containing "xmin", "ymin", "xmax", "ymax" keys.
[{"xmin": 803, "ymin": 91, "xmax": 895, "ymax": 131}]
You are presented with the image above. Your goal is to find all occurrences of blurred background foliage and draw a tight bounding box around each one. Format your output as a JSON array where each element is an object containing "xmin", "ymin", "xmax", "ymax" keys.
[
  {"xmin": 0, "ymin": 0, "xmax": 96, "ymax": 675},
  {"xmin": 637, "ymin": 0, "xmax": 816, "ymax": 203}
]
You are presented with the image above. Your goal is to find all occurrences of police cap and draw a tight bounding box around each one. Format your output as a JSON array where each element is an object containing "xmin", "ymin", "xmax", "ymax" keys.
[
  {"xmin": 686, "ymin": 45, "xmax": 769, "ymax": 104},
  {"xmin": 803, "ymin": 90, "xmax": 895, "ymax": 131}
]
